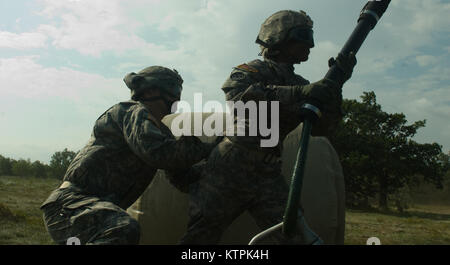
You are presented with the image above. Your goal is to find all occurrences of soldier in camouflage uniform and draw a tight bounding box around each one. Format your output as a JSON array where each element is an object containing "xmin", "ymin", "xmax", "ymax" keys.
[
  {"xmin": 180, "ymin": 10, "xmax": 356, "ymax": 244},
  {"xmin": 41, "ymin": 66, "xmax": 216, "ymax": 245}
]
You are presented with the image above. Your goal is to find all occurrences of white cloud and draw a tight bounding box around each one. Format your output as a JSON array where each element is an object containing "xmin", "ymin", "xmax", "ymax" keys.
[
  {"xmin": 0, "ymin": 31, "xmax": 47, "ymax": 49},
  {"xmin": 0, "ymin": 56, "xmax": 127, "ymax": 109},
  {"xmin": 36, "ymin": 0, "xmax": 145, "ymax": 56},
  {"xmin": 30, "ymin": 0, "xmax": 320, "ymax": 93},
  {"xmin": 345, "ymin": 0, "xmax": 450, "ymax": 78},
  {"xmin": 0, "ymin": 56, "xmax": 130, "ymax": 163},
  {"xmin": 415, "ymin": 55, "xmax": 438, "ymax": 67},
  {"xmin": 368, "ymin": 61, "xmax": 450, "ymax": 151},
  {"xmin": 407, "ymin": 0, "xmax": 450, "ymax": 34},
  {"xmin": 383, "ymin": 0, "xmax": 450, "ymax": 51}
]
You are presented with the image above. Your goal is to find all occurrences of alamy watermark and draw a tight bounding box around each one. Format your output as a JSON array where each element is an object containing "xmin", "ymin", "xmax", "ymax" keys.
[{"xmin": 169, "ymin": 93, "xmax": 280, "ymax": 148}]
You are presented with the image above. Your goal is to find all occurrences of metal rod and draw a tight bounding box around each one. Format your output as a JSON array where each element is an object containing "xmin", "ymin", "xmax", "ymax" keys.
[{"xmin": 282, "ymin": 119, "xmax": 313, "ymax": 237}]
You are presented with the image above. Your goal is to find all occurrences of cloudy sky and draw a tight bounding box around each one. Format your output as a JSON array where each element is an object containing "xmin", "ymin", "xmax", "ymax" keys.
[{"xmin": 0, "ymin": 0, "xmax": 449, "ymax": 163}]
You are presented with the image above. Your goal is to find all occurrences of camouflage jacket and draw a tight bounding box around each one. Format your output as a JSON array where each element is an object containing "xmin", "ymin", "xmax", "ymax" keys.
[
  {"xmin": 222, "ymin": 58, "xmax": 310, "ymax": 152},
  {"xmin": 63, "ymin": 100, "xmax": 212, "ymax": 209}
]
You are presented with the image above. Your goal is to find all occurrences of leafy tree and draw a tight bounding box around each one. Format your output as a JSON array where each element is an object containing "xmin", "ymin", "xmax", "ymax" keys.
[
  {"xmin": 0, "ymin": 155, "xmax": 13, "ymax": 176},
  {"xmin": 31, "ymin": 160, "xmax": 48, "ymax": 178},
  {"xmin": 331, "ymin": 91, "xmax": 446, "ymax": 209},
  {"xmin": 49, "ymin": 148, "xmax": 76, "ymax": 179},
  {"xmin": 439, "ymin": 152, "xmax": 450, "ymax": 192}
]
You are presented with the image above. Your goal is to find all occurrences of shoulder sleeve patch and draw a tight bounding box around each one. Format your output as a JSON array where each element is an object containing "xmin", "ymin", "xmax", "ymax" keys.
[
  {"xmin": 234, "ymin": 63, "xmax": 258, "ymax": 73},
  {"xmin": 230, "ymin": 72, "xmax": 246, "ymax": 81}
]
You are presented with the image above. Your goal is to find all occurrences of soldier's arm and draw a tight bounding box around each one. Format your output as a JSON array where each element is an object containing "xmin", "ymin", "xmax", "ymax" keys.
[
  {"xmin": 164, "ymin": 160, "xmax": 207, "ymax": 193},
  {"xmin": 222, "ymin": 67, "xmax": 311, "ymax": 105},
  {"xmin": 226, "ymin": 70, "xmax": 340, "ymax": 110},
  {"xmin": 123, "ymin": 107, "xmax": 214, "ymax": 170},
  {"xmin": 221, "ymin": 68, "xmax": 255, "ymax": 102},
  {"xmin": 223, "ymin": 66, "xmax": 342, "ymax": 137}
]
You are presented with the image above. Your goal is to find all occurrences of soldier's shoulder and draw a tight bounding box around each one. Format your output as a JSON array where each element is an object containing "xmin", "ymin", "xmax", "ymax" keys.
[
  {"xmin": 102, "ymin": 100, "xmax": 144, "ymax": 120},
  {"xmin": 233, "ymin": 59, "xmax": 272, "ymax": 74},
  {"xmin": 227, "ymin": 59, "xmax": 271, "ymax": 82},
  {"xmin": 117, "ymin": 100, "xmax": 139, "ymax": 108},
  {"xmin": 233, "ymin": 61, "xmax": 259, "ymax": 73},
  {"xmin": 121, "ymin": 101, "xmax": 161, "ymax": 124},
  {"xmin": 113, "ymin": 100, "xmax": 143, "ymax": 112},
  {"xmin": 293, "ymin": 73, "xmax": 310, "ymax": 85},
  {"xmin": 246, "ymin": 59, "xmax": 271, "ymax": 70}
]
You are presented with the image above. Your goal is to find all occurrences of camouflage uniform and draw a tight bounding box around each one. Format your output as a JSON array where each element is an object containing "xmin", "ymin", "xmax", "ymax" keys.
[
  {"xmin": 41, "ymin": 67, "xmax": 214, "ymax": 245},
  {"xmin": 180, "ymin": 59, "xmax": 316, "ymax": 244},
  {"xmin": 180, "ymin": 10, "xmax": 345, "ymax": 244}
]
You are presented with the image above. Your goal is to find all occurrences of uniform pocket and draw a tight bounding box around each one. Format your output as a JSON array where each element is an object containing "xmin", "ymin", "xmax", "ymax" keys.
[
  {"xmin": 42, "ymin": 206, "xmax": 72, "ymax": 245},
  {"xmin": 40, "ymin": 188, "xmax": 65, "ymax": 210},
  {"xmin": 63, "ymin": 197, "xmax": 100, "ymax": 210}
]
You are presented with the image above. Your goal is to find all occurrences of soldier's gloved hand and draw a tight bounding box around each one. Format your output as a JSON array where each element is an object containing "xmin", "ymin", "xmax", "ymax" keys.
[
  {"xmin": 202, "ymin": 135, "xmax": 224, "ymax": 158},
  {"xmin": 328, "ymin": 52, "xmax": 357, "ymax": 84},
  {"xmin": 165, "ymin": 160, "xmax": 207, "ymax": 193},
  {"xmin": 294, "ymin": 79, "xmax": 343, "ymax": 136},
  {"xmin": 295, "ymin": 78, "xmax": 341, "ymax": 113}
]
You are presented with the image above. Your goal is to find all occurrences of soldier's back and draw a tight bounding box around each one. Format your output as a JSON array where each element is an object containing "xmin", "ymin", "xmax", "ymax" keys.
[{"xmin": 63, "ymin": 101, "xmax": 157, "ymax": 205}]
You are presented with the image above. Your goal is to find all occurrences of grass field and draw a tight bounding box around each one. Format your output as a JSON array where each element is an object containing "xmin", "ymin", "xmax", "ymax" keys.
[
  {"xmin": 345, "ymin": 206, "xmax": 450, "ymax": 245},
  {"xmin": 0, "ymin": 176, "xmax": 60, "ymax": 244},
  {"xmin": 1, "ymin": 175, "xmax": 449, "ymax": 245}
]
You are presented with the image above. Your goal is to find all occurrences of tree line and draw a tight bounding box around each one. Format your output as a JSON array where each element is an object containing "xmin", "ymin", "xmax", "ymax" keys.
[{"xmin": 0, "ymin": 148, "xmax": 76, "ymax": 179}]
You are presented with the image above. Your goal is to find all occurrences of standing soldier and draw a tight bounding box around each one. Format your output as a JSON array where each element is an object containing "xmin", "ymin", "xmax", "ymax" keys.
[
  {"xmin": 41, "ymin": 66, "xmax": 216, "ymax": 245},
  {"xmin": 180, "ymin": 10, "xmax": 356, "ymax": 244}
]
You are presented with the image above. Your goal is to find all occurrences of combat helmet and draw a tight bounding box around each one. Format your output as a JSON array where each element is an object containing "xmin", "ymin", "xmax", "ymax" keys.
[
  {"xmin": 123, "ymin": 66, "xmax": 183, "ymax": 101},
  {"xmin": 256, "ymin": 10, "xmax": 314, "ymax": 57}
]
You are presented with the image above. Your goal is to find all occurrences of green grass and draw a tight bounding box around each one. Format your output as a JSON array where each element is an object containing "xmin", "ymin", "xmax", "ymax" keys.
[
  {"xmin": 345, "ymin": 205, "xmax": 450, "ymax": 245},
  {"xmin": 0, "ymin": 176, "xmax": 60, "ymax": 245},
  {"xmin": 0, "ymin": 175, "xmax": 449, "ymax": 245}
]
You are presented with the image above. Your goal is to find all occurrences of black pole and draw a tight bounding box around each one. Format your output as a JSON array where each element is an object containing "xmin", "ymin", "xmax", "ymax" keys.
[
  {"xmin": 282, "ymin": 119, "xmax": 313, "ymax": 237},
  {"xmin": 282, "ymin": 0, "xmax": 392, "ymax": 240},
  {"xmin": 325, "ymin": 0, "xmax": 391, "ymax": 85}
]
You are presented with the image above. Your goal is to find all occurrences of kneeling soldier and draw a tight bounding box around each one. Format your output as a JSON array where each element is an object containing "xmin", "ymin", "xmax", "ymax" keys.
[{"xmin": 41, "ymin": 66, "xmax": 216, "ymax": 245}]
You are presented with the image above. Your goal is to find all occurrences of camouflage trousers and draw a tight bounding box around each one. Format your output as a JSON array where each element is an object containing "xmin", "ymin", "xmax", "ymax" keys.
[
  {"xmin": 41, "ymin": 185, "xmax": 140, "ymax": 245},
  {"xmin": 180, "ymin": 138, "xmax": 301, "ymax": 244}
]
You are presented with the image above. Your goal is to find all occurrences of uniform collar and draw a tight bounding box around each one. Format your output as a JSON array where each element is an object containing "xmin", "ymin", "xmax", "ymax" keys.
[{"xmin": 264, "ymin": 58, "xmax": 296, "ymax": 82}]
